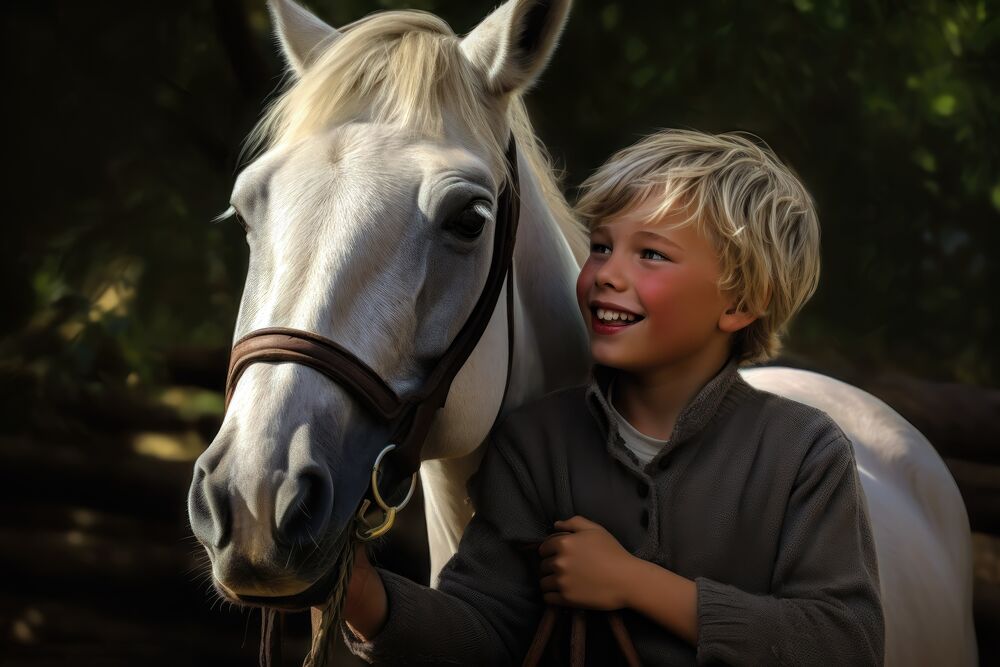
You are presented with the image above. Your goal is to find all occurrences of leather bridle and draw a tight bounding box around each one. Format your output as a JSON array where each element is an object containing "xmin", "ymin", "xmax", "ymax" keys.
[{"xmin": 224, "ymin": 137, "xmax": 521, "ymax": 539}]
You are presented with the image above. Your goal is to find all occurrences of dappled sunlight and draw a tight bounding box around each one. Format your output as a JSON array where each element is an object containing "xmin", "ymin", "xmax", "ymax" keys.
[
  {"xmin": 89, "ymin": 281, "xmax": 135, "ymax": 321},
  {"xmin": 132, "ymin": 431, "xmax": 206, "ymax": 462},
  {"xmin": 156, "ymin": 387, "xmax": 225, "ymax": 420}
]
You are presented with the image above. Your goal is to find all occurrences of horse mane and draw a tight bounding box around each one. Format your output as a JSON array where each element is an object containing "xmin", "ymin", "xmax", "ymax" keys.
[{"xmin": 245, "ymin": 10, "xmax": 587, "ymax": 264}]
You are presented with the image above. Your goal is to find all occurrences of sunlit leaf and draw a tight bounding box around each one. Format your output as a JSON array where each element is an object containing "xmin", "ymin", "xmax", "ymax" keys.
[{"xmin": 931, "ymin": 93, "xmax": 957, "ymax": 116}]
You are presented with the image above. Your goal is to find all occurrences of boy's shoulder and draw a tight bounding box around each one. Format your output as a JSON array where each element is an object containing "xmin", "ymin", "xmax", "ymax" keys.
[{"xmin": 732, "ymin": 376, "xmax": 853, "ymax": 460}]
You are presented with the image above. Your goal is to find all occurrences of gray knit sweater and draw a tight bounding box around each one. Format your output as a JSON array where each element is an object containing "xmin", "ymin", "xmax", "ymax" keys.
[{"xmin": 344, "ymin": 359, "xmax": 885, "ymax": 665}]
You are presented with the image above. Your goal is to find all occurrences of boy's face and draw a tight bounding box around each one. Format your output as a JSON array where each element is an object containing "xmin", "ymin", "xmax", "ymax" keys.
[{"xmin": 575, "ymin": 199, "xmax": 739, "ymax": 373}]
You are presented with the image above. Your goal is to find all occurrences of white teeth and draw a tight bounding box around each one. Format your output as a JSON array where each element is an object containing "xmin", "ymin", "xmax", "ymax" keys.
[{"xmin": 595, "ymin": 307, "xmax": 638, "ymax": 323}]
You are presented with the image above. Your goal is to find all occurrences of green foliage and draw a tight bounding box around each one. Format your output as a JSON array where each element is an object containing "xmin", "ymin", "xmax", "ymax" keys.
[{"xmin": 3, "ymin": 0, "xmax": 998, "ymax": 431}]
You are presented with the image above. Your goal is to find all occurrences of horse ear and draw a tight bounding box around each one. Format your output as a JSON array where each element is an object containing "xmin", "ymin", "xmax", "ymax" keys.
[
  {"xmin": 460, "ymin": 0, "xmax": 572, "ymax": 95},
  {"xmin": 268, "ymin": 0, "xmax": 342, "ymax": 75}
]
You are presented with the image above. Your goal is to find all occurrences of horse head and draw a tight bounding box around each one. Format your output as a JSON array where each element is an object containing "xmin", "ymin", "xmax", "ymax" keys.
[{"xmin": 187, "ymin": 0, "xmax": 574, "ymax": 609}]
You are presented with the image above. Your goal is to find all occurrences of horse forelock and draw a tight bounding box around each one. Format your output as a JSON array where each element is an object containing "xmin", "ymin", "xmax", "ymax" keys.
[
  {"xmin": 244, "ymin": 8, "xmax": 587, "ymax": 264},
  {"xmin": 247, "ymin": 12, "xmax": 500, "ymax": 169}
]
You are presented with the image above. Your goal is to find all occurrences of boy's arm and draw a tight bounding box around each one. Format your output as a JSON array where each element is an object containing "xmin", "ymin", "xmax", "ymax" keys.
[
  {"xmin": 341, "ymin": 428, "xmax": 550, "ymax": 666},
  {"xmin": 539, "ymin": 432, "xmax": 884, "ymax": 666},
  {"xmin": 694, "ymin": 432, "xmax": 884, "ymax": 666}
]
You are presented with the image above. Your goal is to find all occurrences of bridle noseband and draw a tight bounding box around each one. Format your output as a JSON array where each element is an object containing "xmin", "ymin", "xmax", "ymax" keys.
[{"xmin": 224, "ymin": 137, "xmax": 521, "ymax": 539}]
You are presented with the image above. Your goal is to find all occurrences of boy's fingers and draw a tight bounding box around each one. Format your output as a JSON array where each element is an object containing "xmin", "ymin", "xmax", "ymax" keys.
[
  {"xmin": 538, "ymin": 533, "xmax": 568, "ymax": 557},
  {"xmin": 539, "ymin": 574, "xmax": 559, "ymax": 593},
  {"xmin": 554, "ymin": 515, "xmax": 595, "ymax": 532}
]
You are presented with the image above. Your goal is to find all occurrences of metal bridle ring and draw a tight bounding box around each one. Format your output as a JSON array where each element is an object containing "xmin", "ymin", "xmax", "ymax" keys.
[{"xmin": 355, "ymin": 444, "xmax": 417, "ymax": 541}]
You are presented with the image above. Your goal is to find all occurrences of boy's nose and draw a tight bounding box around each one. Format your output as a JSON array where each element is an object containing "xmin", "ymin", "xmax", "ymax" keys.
[{"xmin": 594, "ymin": 255, "xmax": 627, "ymax": 290}]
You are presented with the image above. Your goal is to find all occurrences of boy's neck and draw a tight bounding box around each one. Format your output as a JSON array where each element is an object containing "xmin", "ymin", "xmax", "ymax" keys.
[{"xmin": 611, "ymin": 342, "xmax": 733, "ymax": 441}]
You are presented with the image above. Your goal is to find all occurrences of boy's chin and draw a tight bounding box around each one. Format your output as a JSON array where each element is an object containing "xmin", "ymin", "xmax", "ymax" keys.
[{"xmin": 588, "ymin": 342, "xmax": 635, "ymax": 370}]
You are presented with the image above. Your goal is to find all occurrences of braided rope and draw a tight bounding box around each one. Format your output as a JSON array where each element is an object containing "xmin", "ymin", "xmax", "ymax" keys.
[{"xmin": 302, "ymin": 525, "xmax": 357, "ymax": 667}]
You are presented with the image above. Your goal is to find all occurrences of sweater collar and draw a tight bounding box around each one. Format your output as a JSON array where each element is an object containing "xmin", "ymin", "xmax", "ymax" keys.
[{"xmin": 584, "ymin": 356, "xmax": 742, "ymax": 453}]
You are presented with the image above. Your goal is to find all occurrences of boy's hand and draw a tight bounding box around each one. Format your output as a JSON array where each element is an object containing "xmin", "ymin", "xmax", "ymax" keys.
[
  {"xmin": 537, "ymin": 515, "xmax": 638, "ymax": 610},
  {"xmin": 343, "ymin": 543, "xmax": 388, "ymax": 641}
]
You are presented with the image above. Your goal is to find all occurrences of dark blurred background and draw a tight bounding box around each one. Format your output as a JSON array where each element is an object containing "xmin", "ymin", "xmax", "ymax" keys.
[{"xmin": 2, "ymin": 0, "xmax": 998, "ymax": 665}]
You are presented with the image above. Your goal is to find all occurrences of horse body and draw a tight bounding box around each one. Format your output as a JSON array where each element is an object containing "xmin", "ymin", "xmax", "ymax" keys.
[
  {"xmin": 189, "ymin": 0, "xmax": 976, "ymax": 663},
  {"xmin": 741, "ymin": 368, "xmax": 976, "ymax": 666}
]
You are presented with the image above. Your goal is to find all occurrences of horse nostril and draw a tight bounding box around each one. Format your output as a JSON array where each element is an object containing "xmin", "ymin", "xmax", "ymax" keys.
[
  {"xmin": 274, "ymin": 468, "xmax": 334, "ymax": 547},
  {"xmin": 188, "ymin": 464, "xmax": 232, "ymax": 550}
]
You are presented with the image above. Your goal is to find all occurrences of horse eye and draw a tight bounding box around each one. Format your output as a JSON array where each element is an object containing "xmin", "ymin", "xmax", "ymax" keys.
[{"xmin": 445, "ymin": 201, "xmax": 491, "ymax": 240}]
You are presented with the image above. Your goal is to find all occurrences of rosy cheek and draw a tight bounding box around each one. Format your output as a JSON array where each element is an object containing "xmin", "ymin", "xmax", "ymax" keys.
[{"xmin": 636, "ymin": 276, "xmax": 683, "ymax": 329}]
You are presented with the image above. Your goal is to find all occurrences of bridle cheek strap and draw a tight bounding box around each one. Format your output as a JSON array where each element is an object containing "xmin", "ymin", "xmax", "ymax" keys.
[{"xmin": 224, "ymin": 137, "xmax": 521, "ymax": 488}]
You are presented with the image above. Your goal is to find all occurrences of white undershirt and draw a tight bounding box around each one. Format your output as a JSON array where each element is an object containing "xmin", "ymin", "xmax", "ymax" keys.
[{"xmin": 606, "ymin": 380, "xmax": 670, "ymax": 465}]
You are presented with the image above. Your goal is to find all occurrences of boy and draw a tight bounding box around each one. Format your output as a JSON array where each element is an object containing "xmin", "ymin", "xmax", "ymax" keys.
[{"xmin": 341, "ymin": 129, "xmax": 885, "ymax": 665}]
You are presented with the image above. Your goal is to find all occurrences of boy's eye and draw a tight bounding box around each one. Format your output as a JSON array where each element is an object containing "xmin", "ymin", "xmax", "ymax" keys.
[
  {"xmin": 641, "ymin": 249, "xmax": 668, "ymax": 261},
  {"xmin": 591, "ymin": 242, "xmax": 611, "ymax": 255}
]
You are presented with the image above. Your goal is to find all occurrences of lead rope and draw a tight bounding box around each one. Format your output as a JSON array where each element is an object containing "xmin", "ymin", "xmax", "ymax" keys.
[
  {"xmin": 522, "ymin": 532, "xmax": 641, "ymax": 667},
  {"xmin": 260, "ymin": 608, "xmax": 281, "ymax": 667},
  {"xmin": 257, "ymin": 521, "xmax": 357, "ymax": 667},
  {"xmin": 303, "ymin": 523, "xmax": 356, "ymax": 667},
  {"xmin": 522, "ymin": 607, "xmax": 642, "ymax": 667},
  {"xmin": 302, "ymin": 525, "xmax": 357, "ymax": 667}
]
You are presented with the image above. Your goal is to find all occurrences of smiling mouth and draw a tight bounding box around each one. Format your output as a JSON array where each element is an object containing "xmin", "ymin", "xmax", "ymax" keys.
[{"xmin": 591, "ymin": 306, "xmax": 645, "ymax": 328}]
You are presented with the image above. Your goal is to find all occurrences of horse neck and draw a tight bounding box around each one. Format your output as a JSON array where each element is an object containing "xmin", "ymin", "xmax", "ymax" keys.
[
  {"xmin": 419, "ymin": 147, "xmax": 590, "ymax": 582},
  {"xmin": 507, "ymin": 147, "xmax": 591, "ymax": 402}
]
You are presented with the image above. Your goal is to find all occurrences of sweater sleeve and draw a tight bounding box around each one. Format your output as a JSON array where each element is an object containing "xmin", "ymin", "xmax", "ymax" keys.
[
  {"xmin": 342, "ymin": 426, "xmax": 549, "ymax": 665},
  {"xmin": 695, "ymin": 432, "xmax": 885, "ymax": 666}
]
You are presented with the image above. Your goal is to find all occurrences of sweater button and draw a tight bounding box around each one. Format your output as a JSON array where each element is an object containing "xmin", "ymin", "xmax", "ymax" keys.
[
  {"xmin": 636, "ymin": 481, "xmax": 649, "ymax": 498},
  {"xmin": 640, "ymin": 509, "xmax": 649, "ymax": 528}
]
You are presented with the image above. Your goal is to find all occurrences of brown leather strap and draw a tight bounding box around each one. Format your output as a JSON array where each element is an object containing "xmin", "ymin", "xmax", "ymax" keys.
[
  {"xmin": 227, "ymin": 328, "xmax": 404, "ymax": 419},
  {"xmin": 607, "ymin": 611, "xmax": 642, "ymax": 667},
  {"xmin": 388, "ymin": 136, "xmax": 521, "ymax": 477},
  {"xmin": 224, "ymin": 137, "xmax": 521, "ymax": 489},
  {"xmin": 570, "ymin": 609, "xmax": 586, "ymax": 667},
  {"xmin": 522, "ymin": 606, "xmax": 558, "ymax": 667},
  {"xmin": 522, "ymin": 606, "xmax": 644, "ymax": 667}
]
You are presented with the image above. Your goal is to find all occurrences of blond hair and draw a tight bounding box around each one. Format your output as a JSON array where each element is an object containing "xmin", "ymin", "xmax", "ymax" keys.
[{"xmin": 576, "ymin": 129, "xmax": 821, "ymax": 365}]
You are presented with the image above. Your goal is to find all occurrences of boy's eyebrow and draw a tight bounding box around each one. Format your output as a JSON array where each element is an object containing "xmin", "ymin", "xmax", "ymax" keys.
[{"xmin": 634, "ymin": 229, "xmax": 685, "ymax": 251}]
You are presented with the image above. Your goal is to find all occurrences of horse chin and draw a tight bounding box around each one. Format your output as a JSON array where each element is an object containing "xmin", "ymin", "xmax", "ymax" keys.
[
  {"xmin": 222, "ymin": 564, "xmax": 341, "ymax": 612},
  {"xmin": 208, "ymin": 550, "xmax": 339, "ymax": 611}
]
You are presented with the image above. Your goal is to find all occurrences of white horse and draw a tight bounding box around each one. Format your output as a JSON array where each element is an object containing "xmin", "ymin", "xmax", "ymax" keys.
[{"xmin": 188, "ymin": 1, "xmax": 976, "ymax": 664}]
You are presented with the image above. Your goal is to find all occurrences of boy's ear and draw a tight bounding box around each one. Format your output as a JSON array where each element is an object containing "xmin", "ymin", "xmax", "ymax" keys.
[
  {"xmin": 269, "ymin": 0, "xmax": 342, "ymax": 76},
  {"xmin": 719, "ymin": 304, "xmax": 758, "ymax": 334},
  {"xmin": 460, "ymin": 0, "xmax": 572, "ymax": 95}
]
